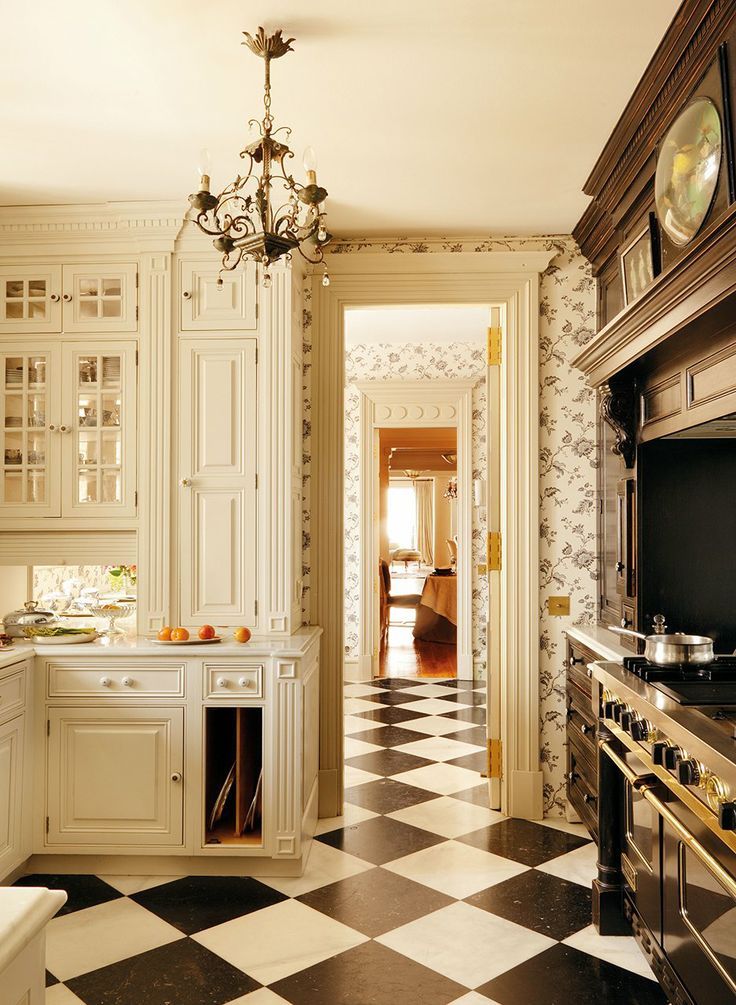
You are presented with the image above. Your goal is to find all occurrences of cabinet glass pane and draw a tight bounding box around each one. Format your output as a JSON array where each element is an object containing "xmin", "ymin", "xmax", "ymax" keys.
[
  {"xmin": 4, "ymin": 431, "xmax": 22, "ymax": 464},
  {"xmin": 4, "ymin": 396, "xmax": 22, "ymax": 428},
  {"xmin": 1, "ymin": 352, "xmax": 51, "ymax": 507},
  {"xmin": 73, "ymin": 352, "xmax": 125, "ymax": 506},
  {"xmin": 28, "ymin": 357, "xmax": 46, "ymax": 386},
  {"xmin": 27, "ymin": 470, "xmax": 44, "ymax": 503},
  {"xmin": 102, "ymin": 469, "xmax": 121, "ymax": 503},
  {"xmin": 75, "ymin": 276, "xmax": 123, "ymax": 320},
  {"xmin": 101, "ymin": 430, "xmax": 120, "ymax": 465},
  {"xmin": 28, "ymin": 280, "xmax": 46, "ymax": 297},
  {"xmin": 5, "ymin": 282, "xmax": 22, "ymax": 298},
  {"xmin": 6, "ymin": 302, "xmax": 23, "ymax": 319},
  {"xmin": 78, "ymin": 431, "xmax": 97, "ymax": 465},
  {"xmin": 3, "ymin": 279, "xmax": 47, "ymax": 321},
  {"xmin": 27, "ymin": 396, "xmax": 45, "ymax": 427},
  {"xmin": 4, "ymin": 472, "xmax": 21, "ymax": 503},
  {"xmin": 28, "ymin": 301, "xmax": 46, "ymax": 320},
  {"xmin": 78, "ymin": 470, "xmax": 98, "ymax": 503},
  {"xmin": 5, "ymin": 358, "xmax": 23, "ymax": 386},
  {"xmin": 102, "ymin": 394, "xmax": 120, "ymax": 426}
]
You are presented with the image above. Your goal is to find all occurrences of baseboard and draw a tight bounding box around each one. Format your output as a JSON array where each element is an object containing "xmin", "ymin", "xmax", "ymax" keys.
[
  {"xmin": 318, "ymin": 767, "xmax": 342, "ymax": 818},
  {"xmin": 26, "ymin": 853, "xmax": 304, "ymax": 877},
  {"xmin": 457, "ymin": 651, "xmax": 474, "ymax": 681},
  {"xmin": 344, "ymin": 655, "xmax": 372, "ymax": 683},
  {"xmin": 508, "ymin": 768, "xmax": 544, "ymax": 820}
]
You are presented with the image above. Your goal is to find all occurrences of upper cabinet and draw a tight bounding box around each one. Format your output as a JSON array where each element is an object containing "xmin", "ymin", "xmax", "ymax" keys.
[
  {"xmin": 179, "ymin": 260, "xmax": 258, "ymax": 331},
  {"xmin": 0, "ymin": 263, "xmax": 137, "ymax": 336}
]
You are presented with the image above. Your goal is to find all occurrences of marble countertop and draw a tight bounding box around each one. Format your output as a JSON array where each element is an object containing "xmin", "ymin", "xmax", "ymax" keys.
[
  {"xmin": 0, "ymin": 886, "xmax": 67, "ymax": 974},
  {"xmin": 565, "ymin": 624, "xmax": 632, "ymax": 662}
]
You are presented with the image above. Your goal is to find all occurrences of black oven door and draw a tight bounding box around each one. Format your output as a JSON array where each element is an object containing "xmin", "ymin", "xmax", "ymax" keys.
[
  {"xmin": 662, "ymin": 795, "xmax": 736, "ymax": 1004},
  {"xmin": 621, "ymin": 750, "xmax": 662, "ymax": 942}
]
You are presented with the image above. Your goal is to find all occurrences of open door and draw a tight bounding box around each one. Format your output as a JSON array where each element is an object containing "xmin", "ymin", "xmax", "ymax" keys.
[{"xmin": 486, "ymin": 305, "xmax": 503, "ymax": 811}]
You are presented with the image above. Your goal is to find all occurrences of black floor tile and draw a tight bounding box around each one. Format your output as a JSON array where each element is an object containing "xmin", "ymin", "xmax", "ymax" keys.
[
  {"xmin": 478, "ymin": 944, "xmax": 667, "ymax": 1005},
  {"xmin": 66, "ymin": 937, "xmax": 259, "ymax": 1005},
  {"xmin": 439, "ymin": 690, "xmax": 486, "ymax": 706},
  {"xmin": 454, "ymin": 724, "xmax": 488, "ymax": 746},
  {"xmin": 361, "ymin": 690, "xmax": 425, "ymax": 706},
  {"xmin": 353, "ymin": 705, "xmax": 427, "ymax": 725},
  {"xmin": 434, "ymin": 679, "xmax": 478, "ymax": 689},
  {"xmin": 46, "ymin": 970, "xmax": 59, "ymax": 987},
  {"xmin": 446, "ymin": 750, "xmax": 486, "ymax": 772},
  {"xmin": 439, "ymin": 706, "xmax": 486, "ymax": 724},
  {"xmin": 345, "ymin": 778, "xmax": 437, "ymax": 813},
  {"xmin": 317, "ymin": 814, "xmax": 445, "ymax": 865},
  {"xmin": 346, "ymin": 748, "xmax": 432, "ymax": 777},
  {"xmin": 457, "ymin": 818, "xmax": 589, "ymax": 866},
  {"xmin": 298, "ymin": 867, "xmax": 454, "ymax": 937},
  {"xmin": 373, "ymin": 677, "xmax": 427, "ymax": 689},
  {"xmin": 466, "ymin": 869, "xmax": 593, "ymax": 940},
  {"xmin": 452, "ymin": 783, "xmax": 492, "ymax": 807},
  {"xmin": 270, "ymin": 940, "xmax": 466, "ymax": 1005},
  {"xmin": 352, "ymin": 724, "xmax": 432, "ymax": 747},
  {"xmin": 13, "ymin": 874, "xmax": 122, "ymax": 916},
  {"xmin": 130, "ymin": 875, "xmax": 287, "ymax": 935}
]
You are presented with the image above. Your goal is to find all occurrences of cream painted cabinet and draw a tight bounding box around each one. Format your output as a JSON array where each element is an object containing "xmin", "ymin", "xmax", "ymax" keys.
[
  {"xmin": 46, "ymin": 706, "xmax": 184, "ymax": 847},
  {"xmin": 179, "ymin": 260, "xmax": 257, "ymax": 331},
  {"xmin": 0, "ymin": 342, "xmax": 136, "ymax": 520},
  {"xmin": 0, "ymin": 715, "xmax": 24, "ymax": 877},
  {"xmin": 0, "ymin": 265, "xmax": 62, "ymax": 333},
  {"xmin": 178, "ymin": 339, "xmax": 257, "ymax": 626}
]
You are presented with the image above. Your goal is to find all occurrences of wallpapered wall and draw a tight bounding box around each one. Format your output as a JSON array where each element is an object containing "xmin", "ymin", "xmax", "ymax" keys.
[
  {"xmin": 343, "ymin": 342, "xmax": 488, "ymax": 669},
  {"xmin": 302, "ymin": 235, "xmax": 597, "ymax": 815}
]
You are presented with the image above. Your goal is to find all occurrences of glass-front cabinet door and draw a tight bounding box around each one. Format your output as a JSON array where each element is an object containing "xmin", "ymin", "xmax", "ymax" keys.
[
  {"xmin": 64, "ymin": 344, "xmax": 137, "ymax": 517},
  {"xmin": 0, "ymin": 347, "xmax": 61, "ymax": 517},
  {"xmin": 0, "ymin": 265, "xmax": 62, "ymax": 333},
  {"xmin": 61, "ymin": 264, "xmax": 138, "ymax": 333}
]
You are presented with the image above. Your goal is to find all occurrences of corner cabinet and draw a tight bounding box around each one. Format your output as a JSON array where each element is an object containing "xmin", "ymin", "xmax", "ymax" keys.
[{"xmin": 0, "ymin": 343, "xmax": 137, "ymax": 519}]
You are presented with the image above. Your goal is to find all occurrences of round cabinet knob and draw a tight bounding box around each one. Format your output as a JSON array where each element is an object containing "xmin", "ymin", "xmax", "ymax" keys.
[
  {"xmin": 62, "ymin": 293, "xmax": 72, "ymax": 302},
  {"xmin": 121, "ymin": 676, "xmax": 134, "ymax": 688},
  {"xmin": 50, "ymin": 293, "xmax": 60, "ymax": 302},
  {"xmin": 216, "ymin": 677, "xmax": 228, "ymax": 689},
  {"xmin": 171, "ymin": 771, "xmax": 183, "ymax": 783},
  {"xmin": 238, "ymin": 677, "xmax": 252, "ymax": 689},
  {"xmin": 99, "ymin": 676, "xmax": 112, "ymax": 688},
  {"xmin": 182, "ymin": 291, "xmax": 192, "ymax": 299},
  {"xmin": 621, "ymin": 615, "xmax": 632, "ymax": 628},
  {"xmin": 615, "ymin": 561, "xmax": 625, "ymax": 573},
  {"xmin": 59, "ymin": 424, "xmax": 69, "ymax": 433},
  {"xmin": 179, "ymin": 478, "xmax": 192, "ymax": 488},
  {"xmin": 48, "ymin": 423, "xmax": 57, "ymax": 432}
]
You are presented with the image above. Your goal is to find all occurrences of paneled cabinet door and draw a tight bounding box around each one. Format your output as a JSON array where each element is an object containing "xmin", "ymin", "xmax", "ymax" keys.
[
  {"xmin": 0, "ymin": 346, "xmax": 62, "ymax": 518},
  {"xmin": 46, "ymin": 706, "xmax": 184, "ymax": 847},
  {"xmin": 0, "ymin": 715, "xmax": 24, "ymax": 879},
  {"xmin": 61, "ymin": 264, "xmax": 137, "ymax": 333},
  {"xmin": 62, "ymin": 344, "xmax": 137, "ymax": 517},
  {"xmin": 179, "ymin": 260, "xmax": 257, "ymax": 331},
  {"xmin": 178, "ymin": 339, "xmax": 257, "ymax": 626},
  {"xmin": 0, "ymin": 264, "xmax": 62, "ymax": 333}
]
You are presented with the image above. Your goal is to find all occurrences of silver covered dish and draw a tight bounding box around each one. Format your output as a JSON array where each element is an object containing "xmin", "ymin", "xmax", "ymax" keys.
[{"xmin": 3, "ymin": 600, "xmax": 57, "ymax": 638}]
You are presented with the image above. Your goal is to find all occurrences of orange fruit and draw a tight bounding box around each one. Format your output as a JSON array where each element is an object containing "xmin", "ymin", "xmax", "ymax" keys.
[
  {"xmin": 234, "ymin": 627, "xmax": 251, "ymax": 643},
  {"xmin": 199, "ymin": 624, "xmax": 216, "ymax": 640},
  {"xmin": 171, "ymin": 627, "xmax": 190, "ymax": 641},
  {"xmin": 157, "ymin": 626, "xmax": 172, "ymax": 641}
]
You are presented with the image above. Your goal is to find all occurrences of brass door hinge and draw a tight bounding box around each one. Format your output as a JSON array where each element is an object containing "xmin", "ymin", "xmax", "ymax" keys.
[
  {"xmin": 487, "ymin": 739, "xmax": 503, "ymax": 779},
  {"xmin": 487, "ymin": 531, "xmax": 502, "ymax": 571},
  {"xmin": 487, "ymin": 326, "xmax": 502, "ymax": 366}
]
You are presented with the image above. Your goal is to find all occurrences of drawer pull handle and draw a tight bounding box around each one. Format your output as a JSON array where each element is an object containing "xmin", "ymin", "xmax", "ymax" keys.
[
  {"xmin": 583, "ymin": 793, "xmax": 597, "ymax": 805},
  {"xmin": 99, "ymin": 676, "xmax": 112, "ymax": 688},
  {"xmin": 569, "ymin": 655, "xmax": 585, "ymax": 666},
  {"xmin": 216, "ymin": 677, "xmax": 228, "ymax": 688},
  {"xmin": 238, "ymin": 676, "xmax": 252, "ymax": 688},
  {"xmin": 121, "ymin": 676, "xmax": 134, "ymax": 688},
  {"xmin": 171, "ymin": 771, "xmax": 182, "ymax": 783},
  {"xmin": 580, "ymin": 723, "xmax": 592, "ymax": 735}
]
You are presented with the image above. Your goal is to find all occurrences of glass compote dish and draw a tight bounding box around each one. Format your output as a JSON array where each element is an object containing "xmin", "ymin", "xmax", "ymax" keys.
[{"xmin": 87, "ymin": 599, "xmax": 136, "ymax": 636}]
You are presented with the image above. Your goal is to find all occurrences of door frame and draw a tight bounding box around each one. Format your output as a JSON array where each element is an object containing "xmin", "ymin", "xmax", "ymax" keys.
[
  {"xmin": 356, "ymin": 379, "xmax": 474, "ymax": 680},
  {"xmin": 310, "ymin": 250, "xmax": 554, "ymax": 820}
]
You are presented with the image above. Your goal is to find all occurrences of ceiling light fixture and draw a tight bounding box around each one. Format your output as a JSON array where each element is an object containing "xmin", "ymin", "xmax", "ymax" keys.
[{"xmin": 188, "ymin": 27, "xmax": 331, "ymax": 288}]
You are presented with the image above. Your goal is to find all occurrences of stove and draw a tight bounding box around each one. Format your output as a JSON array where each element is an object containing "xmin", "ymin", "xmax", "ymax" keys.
[{"xmin": 623, "ymin": 655, "xmax": 736, "ymax": 705}]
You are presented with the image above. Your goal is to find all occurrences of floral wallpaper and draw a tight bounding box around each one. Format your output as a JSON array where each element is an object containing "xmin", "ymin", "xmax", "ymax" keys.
[
  {"xmin": 301, "ymin": 235, "xmax": 597, "ymax": 816},
  {"xmin": 343, "ymin": 343, "xmax": 488, "ymax": 670}
]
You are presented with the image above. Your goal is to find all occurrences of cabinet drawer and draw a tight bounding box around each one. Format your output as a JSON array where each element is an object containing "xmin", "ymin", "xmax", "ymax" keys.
[
  {"xmin": 567, "ymin": 735, "xmax": 599, "ymax": 840},
  {"xmin": 0, "ymin": 670, "xmax": 25, "ymax": 723},
  {"xmin": 204, "ymin": 665, "xmax": 263, "ymax": 699},
  {"xmin": 47, "ymin": 664, "xmax": 185, "ymax": 698},
  {"xmin": 566, "ymin": 642, "xmax": 595, "ymax": 697},
  {"xmin": 566, "ymin": 694, "xmax": 597, "ymax": 750}
]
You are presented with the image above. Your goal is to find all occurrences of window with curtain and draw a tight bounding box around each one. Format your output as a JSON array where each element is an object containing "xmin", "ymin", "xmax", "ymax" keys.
[{"xmin": 387, "ymin": 483, "xmax": 417, "ymax": 549}]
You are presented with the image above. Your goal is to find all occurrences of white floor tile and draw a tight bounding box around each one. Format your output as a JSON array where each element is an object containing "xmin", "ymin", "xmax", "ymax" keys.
[
  {"xmin": 450, "ymin": 994, "xmax": 502, "ymax": 1005},
  {"xmin": 46, "ymin": 987, "xmax": 87, "ymax": 1005},
  {"xmin": 344, "ymin": 764, "xmax": 383, "ymax": 788},
  {"xmin": 377, "ymin": 901, "xmax": 553, "ymax": 989},
  {"xmin": 46, "ymin": 898, "xmax": 182, "ymax": 981},
  {"xmin": 403, "ymin": 697, "xmax": 471, "ymax": 715},
  {"xmin": 384, "ymin": 839, "xmax": 528, "ymax": 899},
  {"xmin": 536, "ymin": 840, "xmax": 597, "ymax": 887},
  {"xmin": 563, "ymin": 925, "xmax": 657, "ymax": 981},
  {"xmin": 344, "ymin": 735, "xmax": 384, "ymax": 758},
  {"xmin": 400, "ymin": 684, "xmax": 459, "ymax": 698},
  {"xmin": 259, "ymin": 838, "xmax": 374, "ymax": 896},
  {"xmin": 394, "ymin": 735, "xmax": 486, "ymax": 762},
  {"xmin": 392, "ymin": 762, "xmax": 482, "ymax": 795},
  {"xmin": 343, "ymin": 683, "xmax": 385, "ymax": 697},
  {"xmin": 96, "ymin": 874, "xmax": 173, "ymax": 896},
  {"xmin": 226, "ymin": 989, "xmax": 291, "ymax": 1004},
  {"xmin": 537, "ymin": 816, "xmax": 591, "ymax": 840},
  {"xmin": 344, "ymin": 697, "xmax": 382, "ymax": 714},
  {"xmin": 395, "ymin": 715, "xmax": 476, "ymax": 737},
  {"xmin": 194, "ymin": 899, "xmax": 368, "ymax": 985},
  {"xmin": 387, "ymin": 795, "xmax": 504, "ymax": 839},
  {"xmin": 315, "ymin": 802, "xmax": 379, "ymax": 835},
  {"xmin": 343, "ymin": 714, "xmax": 381, "ymax": 735}
]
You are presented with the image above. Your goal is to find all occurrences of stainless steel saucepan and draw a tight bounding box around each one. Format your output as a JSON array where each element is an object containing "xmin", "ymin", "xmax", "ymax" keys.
[{"xmin": 608, "ymin": 614, "xmax": 714, "ymax": 666}]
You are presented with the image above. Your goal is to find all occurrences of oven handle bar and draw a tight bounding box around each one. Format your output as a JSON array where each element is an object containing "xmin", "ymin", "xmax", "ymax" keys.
[{"xmin": 600, "ymin": 741, "xmax": 736, "ymax": 900}]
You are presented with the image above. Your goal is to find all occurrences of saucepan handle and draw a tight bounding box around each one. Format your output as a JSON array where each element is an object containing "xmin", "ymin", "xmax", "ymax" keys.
[{"xmin": 608, "ymin": 626, "xmax": 647, "ymax": 641}]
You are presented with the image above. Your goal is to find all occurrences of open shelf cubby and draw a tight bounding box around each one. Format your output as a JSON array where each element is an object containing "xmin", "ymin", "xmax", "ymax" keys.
[{"xmin": 204, "ymin": 706, "xmax": 263, "ymax": 846}]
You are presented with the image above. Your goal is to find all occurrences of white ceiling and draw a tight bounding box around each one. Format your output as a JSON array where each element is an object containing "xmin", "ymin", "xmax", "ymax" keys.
[
  {"xmin": 345, "ymin": 306, "xmax": 488, "ymax": 344},
  {"xmin": 1, "ymin": 1, "xmax": 680, "ymax": 236}
]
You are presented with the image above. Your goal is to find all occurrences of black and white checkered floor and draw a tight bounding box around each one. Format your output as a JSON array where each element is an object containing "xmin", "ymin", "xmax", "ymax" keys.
[{"xmin": 23, "ymin": 677, "xmax": 667, "ymax": 1005}]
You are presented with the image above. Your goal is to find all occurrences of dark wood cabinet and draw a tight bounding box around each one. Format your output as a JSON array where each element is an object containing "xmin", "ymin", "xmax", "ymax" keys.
[{"xmin": 565, "ymin": 636, "xmax": 599, "ymax": 841}]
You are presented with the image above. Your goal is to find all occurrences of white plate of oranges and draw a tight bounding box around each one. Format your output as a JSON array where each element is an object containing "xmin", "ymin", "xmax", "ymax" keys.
[{"xmin": 153, "ymin": 625, "xmax": 252, "ymax": 645}]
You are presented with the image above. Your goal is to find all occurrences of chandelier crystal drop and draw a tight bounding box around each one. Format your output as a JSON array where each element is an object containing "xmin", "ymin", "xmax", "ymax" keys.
[{"xmin": 188, "ymin": 27, "xmax": 331, "ymax": 286}]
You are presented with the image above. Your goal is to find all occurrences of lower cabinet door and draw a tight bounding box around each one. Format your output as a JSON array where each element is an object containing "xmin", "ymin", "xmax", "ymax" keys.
[
  {"xmin": 0, "ymin": 714, "xmax": 24, "ymax": 878},
  {"xmin": 46, "ymin": 706, "xmax": 184, "ymax": 847}
]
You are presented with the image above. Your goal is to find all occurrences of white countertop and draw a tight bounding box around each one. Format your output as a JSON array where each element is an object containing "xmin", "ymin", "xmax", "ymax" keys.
[
  {"xmin": 565, "ymin": 623, "xmax": 632, "ymax": 662},
  {"xmin": 0, "ymin": 625, "xmax": 322, "ymax": 663},
  {"xmin": 0, "ymin": 886, "xmax": 67, "ymax": 974}
]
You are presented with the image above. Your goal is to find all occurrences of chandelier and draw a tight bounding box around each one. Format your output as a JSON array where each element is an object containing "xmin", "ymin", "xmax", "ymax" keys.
[
  {"xmin": 188, "ymin": 27, "xmax": 330, "ymax": 288},
  {"xmin": 444, "ymin": 476, "xmax": 458, "ymax": 499}
]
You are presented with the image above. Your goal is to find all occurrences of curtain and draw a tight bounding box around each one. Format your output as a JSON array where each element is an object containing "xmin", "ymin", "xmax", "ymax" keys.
[{"xmin": 415, "ymin": 479, "xmax": 434, "ymax": 566}]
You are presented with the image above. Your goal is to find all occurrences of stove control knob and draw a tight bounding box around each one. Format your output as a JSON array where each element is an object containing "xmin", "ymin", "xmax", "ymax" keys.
[
  {"xmin": 664, "ymin": 746, "xmax": 683, "ymax": 770},
  {"xmin": 677, "ymin": 758, "xmax": 701, "ymax": 786},
  {"xmin": 613, "ymin": 703, "xmax": 628, "ymax": 724},
  {"xmin": 620, "ymin": 710, "xmax": 634, "ymax": 732},
  {"xmin": 652, "ymin": 740, "xmax": 669, "ymax": 766},
  {"xmin": 604, "ymin": 698, "xmax": 620, "ymax": 719},
  {"xmin": 630, "ymin": 718, "xmax": 652, "ymax": 742},
  {"xmin": 718, "ymin": 801, "xmax": 736, "ymax": 831}
]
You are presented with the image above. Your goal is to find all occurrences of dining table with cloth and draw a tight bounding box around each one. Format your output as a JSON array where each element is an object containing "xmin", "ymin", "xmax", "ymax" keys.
[{"xmin": 412, "ymin": 573, "xmax": 457, "ymax": 644}]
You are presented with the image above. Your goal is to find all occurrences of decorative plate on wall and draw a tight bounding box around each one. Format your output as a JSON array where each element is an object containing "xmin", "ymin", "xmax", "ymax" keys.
[{"xmin": 655, "ymin": 97, "xmax": 722, "ymax": 247}]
